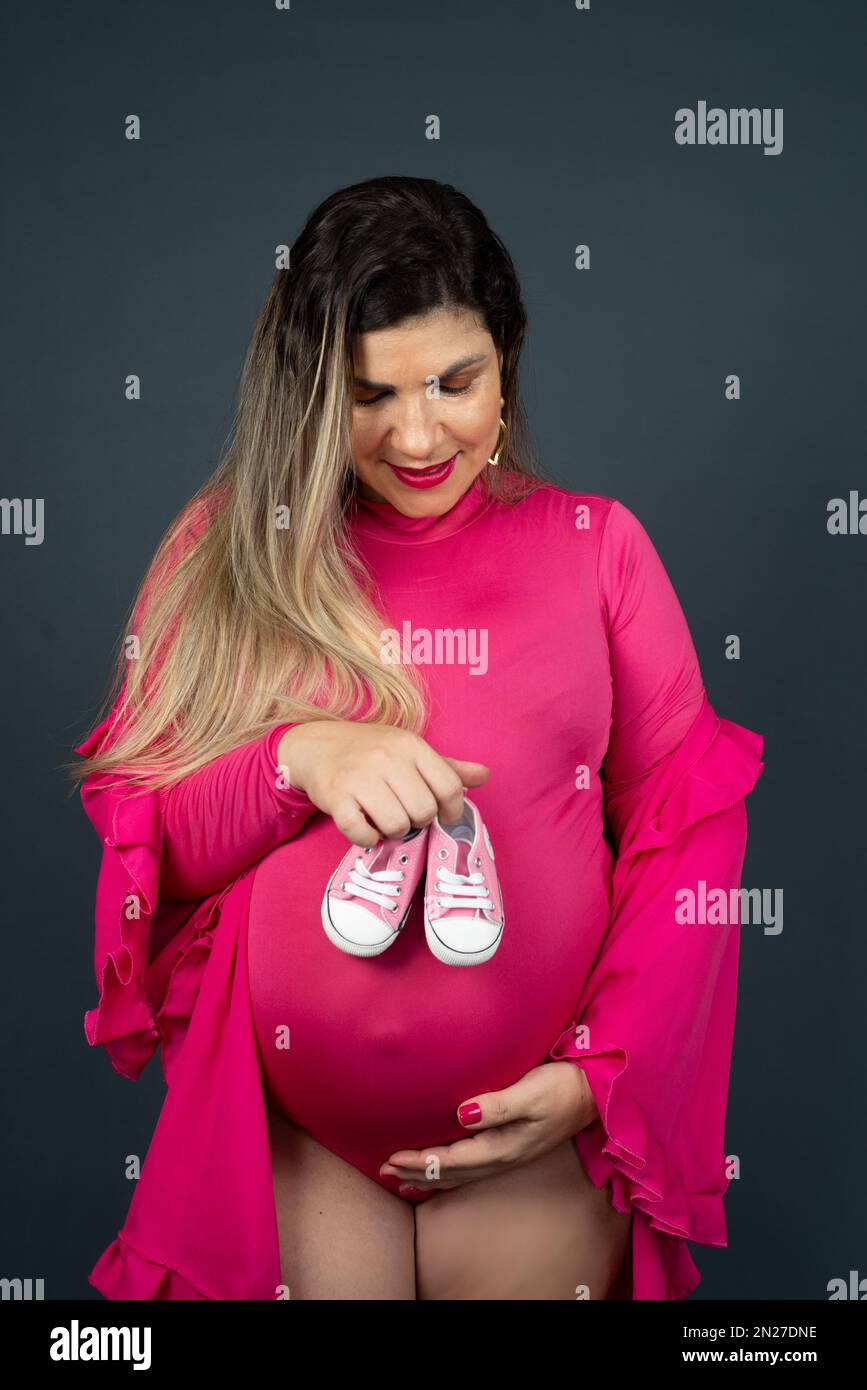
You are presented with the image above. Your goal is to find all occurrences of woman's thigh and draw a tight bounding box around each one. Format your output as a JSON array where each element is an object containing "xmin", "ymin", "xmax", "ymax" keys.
[
  {"xmin": 265, "ymin": 1102, "xmax": 416, "ymax": 1300},
  {"xmin": 413, "ymin": 1136, "xmax": 633, "ymax": 1300}
]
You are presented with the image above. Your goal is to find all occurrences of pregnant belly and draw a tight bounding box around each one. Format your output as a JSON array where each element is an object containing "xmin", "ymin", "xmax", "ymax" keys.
[{"xmin": 246, "ymin": 827, "xmax": 608, "ymax": 1195}]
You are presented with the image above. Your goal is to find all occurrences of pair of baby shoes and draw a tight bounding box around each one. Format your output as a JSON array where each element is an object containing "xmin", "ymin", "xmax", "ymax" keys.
[{"xmin": 320, "ymin": 797, "xmax": 504, "ymax": 967}]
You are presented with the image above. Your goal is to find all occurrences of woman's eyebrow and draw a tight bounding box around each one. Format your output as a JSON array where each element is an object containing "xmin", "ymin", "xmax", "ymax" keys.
[{"xmin": 353, "ymin": 352, "xmax": 489, "ymax": 391}]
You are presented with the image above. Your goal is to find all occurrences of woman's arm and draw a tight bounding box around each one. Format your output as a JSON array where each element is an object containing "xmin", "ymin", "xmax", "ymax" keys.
[
  {"xmin": 550, "ymin": 499, "xmax": 765, "ymax": 1261},
  {"xmin": 598, "ymin": 498, "xmax": 706, "ymax": 793},
  {"xmin": 158, "ymin": 721, "xmax": 317, "ymax": 900}
]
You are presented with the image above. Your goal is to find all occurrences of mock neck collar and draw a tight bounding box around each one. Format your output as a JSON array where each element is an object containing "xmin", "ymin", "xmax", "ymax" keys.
[{"xmin": 346, "ymin": 470, "xmax": 495, "ymax": 545}]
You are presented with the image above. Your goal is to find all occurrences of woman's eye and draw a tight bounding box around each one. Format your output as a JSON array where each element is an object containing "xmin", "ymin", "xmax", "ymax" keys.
[{"xmin": 354, "ymin": 382, "xmax": 473, "ymax": 408}]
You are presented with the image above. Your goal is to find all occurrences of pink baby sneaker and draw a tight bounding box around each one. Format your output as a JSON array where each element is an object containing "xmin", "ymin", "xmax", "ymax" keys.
[
  {"xmin": 423, "ymin": 798, "xmax": 504, "ymax": 966},
  {"xmin": 321, "ymin": 825, "xmax": 429, "ymax": 957}
]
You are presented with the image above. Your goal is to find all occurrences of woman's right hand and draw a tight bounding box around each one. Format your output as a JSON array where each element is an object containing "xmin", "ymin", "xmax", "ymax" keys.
[{"xmin": 276, "ymin": 721, "xmax": 490, "ymax": 847}]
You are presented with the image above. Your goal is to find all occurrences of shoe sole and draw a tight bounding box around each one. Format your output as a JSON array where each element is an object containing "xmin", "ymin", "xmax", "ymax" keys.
[{"xmin": 321, "ymin": 866, "xmax": 411, "ymax": 958}]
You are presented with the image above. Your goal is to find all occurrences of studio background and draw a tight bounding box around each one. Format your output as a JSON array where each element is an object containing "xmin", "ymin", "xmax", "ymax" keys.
[{"xmin": 2, "ymin": 0, "xmax": 864, "ymax": 1299}]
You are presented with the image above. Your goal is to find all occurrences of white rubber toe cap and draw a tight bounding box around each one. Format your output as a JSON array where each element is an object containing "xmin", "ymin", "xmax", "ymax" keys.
[{"xmin": 327, "ymin": 897, "xmax": 398, "ymax": 948}]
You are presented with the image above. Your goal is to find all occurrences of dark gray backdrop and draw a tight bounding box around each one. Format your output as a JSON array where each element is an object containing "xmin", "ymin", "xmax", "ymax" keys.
[{"xmin": 2, "ymin": 0, "xmax": 864, "ymax": 1300}]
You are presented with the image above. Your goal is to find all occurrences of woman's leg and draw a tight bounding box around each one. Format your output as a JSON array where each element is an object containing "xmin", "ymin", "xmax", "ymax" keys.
[
  {"xmin": 413, "ymin": 1136, "xmax": 633, "ymax": 1300},
  {"xmin": 266, "ymin": 1102, "xmax": 416, "ymax": 1300}
]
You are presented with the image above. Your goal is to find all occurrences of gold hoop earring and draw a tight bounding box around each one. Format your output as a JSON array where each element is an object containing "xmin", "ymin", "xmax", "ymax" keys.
[{"xmin": 488, "ymin": 416, "xmax": 508, "ymax": 467}]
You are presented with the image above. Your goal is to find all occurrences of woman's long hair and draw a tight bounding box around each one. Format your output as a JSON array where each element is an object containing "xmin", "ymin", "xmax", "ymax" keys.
[{"xmin": 68, "ymin": 175, "xmax": 554, "ymax": 792}]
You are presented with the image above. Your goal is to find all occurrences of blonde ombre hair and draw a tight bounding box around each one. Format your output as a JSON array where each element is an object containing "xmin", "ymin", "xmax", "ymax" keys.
[{"xmin": 68, "ymin": 176, "xmax": 552, "ymax": 793}]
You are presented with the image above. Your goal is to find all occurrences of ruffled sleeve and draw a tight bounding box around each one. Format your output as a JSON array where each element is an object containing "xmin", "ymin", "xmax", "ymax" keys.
[
  {"xmin": 75, "ymin": 708, "xmax": 214, "ymax": 1083},
  {"xmin": 548, "ymin": 500, "xmax": 767, "ymax": 1299},
  {"xmin": 76, "ymin": 708, "xmax": 317, "ymax": 1084}
]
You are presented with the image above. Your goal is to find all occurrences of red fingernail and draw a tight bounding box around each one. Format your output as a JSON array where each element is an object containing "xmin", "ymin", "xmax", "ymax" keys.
[{"xmin": 458, "ymin": 1102, "xmax": 482, "ymax": 1125}]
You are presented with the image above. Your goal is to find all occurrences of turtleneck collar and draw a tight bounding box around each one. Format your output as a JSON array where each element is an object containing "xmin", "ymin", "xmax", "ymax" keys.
[{"xmin": 346, "ymin": 470, "xmax": 495, "ymax": 545}]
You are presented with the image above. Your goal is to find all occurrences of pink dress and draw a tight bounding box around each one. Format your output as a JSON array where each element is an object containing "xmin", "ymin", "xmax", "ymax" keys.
[{"xmin": 77, "ymin": 472, "xmax": 766, "ymax": 1300}]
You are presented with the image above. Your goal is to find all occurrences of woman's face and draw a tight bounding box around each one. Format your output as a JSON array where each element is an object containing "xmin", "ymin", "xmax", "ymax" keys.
[{"xmin": 350, "ymin": 306, "xmax": 504, "ymax": 514}]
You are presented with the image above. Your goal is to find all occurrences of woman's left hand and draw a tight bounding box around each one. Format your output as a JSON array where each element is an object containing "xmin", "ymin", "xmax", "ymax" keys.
[{"xmin": 378, "ymin": 1060, "xmax": 599, "ymax": 1197}]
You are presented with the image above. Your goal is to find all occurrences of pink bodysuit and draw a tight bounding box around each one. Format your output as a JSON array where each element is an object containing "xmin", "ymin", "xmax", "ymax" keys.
[{"xmin": 77, "ymin": 472, "xmax": 766, "ymax": 1301}]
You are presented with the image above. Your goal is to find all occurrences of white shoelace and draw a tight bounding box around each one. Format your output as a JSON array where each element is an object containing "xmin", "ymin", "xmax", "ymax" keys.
[
  {"xmin": 343, "ymin": 859, "xmax": 405, "ymax": 912},
  {"xmin": 434, "ymin": 865, "xmax": 493, "ymax": 912}
]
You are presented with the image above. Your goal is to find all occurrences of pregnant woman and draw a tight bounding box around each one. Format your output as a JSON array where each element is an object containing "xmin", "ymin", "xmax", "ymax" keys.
[{"xmin": 72, "ymin": 175, "xmax": 765, "ymax": 1301}]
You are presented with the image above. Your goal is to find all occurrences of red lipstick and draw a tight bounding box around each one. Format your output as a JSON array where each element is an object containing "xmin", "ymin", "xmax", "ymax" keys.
[{"xmin": 386, "ymin": 454, "xmax": 457, "ymax": 489}]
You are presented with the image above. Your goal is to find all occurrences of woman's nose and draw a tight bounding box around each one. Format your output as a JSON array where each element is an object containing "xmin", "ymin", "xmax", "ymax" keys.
[{"xmin": 386, "ymin": 405, "xmax": 446, "ymax": 460}]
